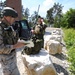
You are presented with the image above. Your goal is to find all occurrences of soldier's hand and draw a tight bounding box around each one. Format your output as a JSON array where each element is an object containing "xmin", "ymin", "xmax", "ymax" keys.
[
  {"xmin": 31, "ymin": 29, "xmax": 35, "ymax": 34},
  {"xmin": 13, "ymin": 39, "xmax": 30, "ymax": 49},
  {"xmin": 13, "ymin": 42, "xmax": 25, "ymax": 49}
]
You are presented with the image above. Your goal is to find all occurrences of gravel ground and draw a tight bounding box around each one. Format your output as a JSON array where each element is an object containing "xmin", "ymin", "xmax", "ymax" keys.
[
  {"xmin": 45, "ymin": 27, "xmax": 70, "ymax": 75},
  {"xmin": 50, "ymin": 44, "xmax": 70, "ymax": 75}
]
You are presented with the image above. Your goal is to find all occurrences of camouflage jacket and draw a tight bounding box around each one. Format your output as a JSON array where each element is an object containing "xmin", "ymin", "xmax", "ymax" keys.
[
  {"xmin": 0, "ymin": 20, "xmax": 19, "ymax": 54},
  {"xmin": 33, "ymin": 24, "xmax": 46, "ymax": 39}
]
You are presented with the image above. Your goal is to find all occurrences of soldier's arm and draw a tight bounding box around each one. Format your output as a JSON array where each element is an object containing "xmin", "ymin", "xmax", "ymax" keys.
[
  {"xmin": 0, "ymin": 27, "xmax": 26, "ymax": 54},
  {"xmin": 32, "ymin": 26, "xmax": 35, "ymax": 30},
  {"xmin": 43, "ymin": 24, "xmax": 47, "ymax": 30}
]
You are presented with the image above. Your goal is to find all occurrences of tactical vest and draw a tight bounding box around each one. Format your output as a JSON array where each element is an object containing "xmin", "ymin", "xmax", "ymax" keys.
[
  {"xmin": 33, "ymin": 24, "xmax": 44, "ymax": 39},
  {"xmin": 0, "ymin": 21, "xmax": 19, "ymax": 45}
]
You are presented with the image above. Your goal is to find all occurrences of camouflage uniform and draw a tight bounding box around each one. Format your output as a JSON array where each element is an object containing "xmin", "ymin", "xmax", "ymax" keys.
[
  {"xmin": 0, "ymin": 19, "xmax": 20, "ymax": 75},
  {"xmin": 23, "ymin": 16, "xmax": 47, "ymax": 55},
  {"xmin": 33, "ymin": 23, "xmax": 46, "ymax": 48}
]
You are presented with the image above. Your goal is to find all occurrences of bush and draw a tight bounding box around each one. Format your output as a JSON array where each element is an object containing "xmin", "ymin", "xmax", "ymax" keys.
[
  {"xmin": 63, "ymin": 28, "xmax": 75, "ymax": 75},
  {"xmin": 63, "ymin": 28, "xmax": 75, "ymax": 48}
]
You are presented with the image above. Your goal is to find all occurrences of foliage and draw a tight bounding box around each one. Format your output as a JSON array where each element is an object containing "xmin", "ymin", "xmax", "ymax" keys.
[
  {"xmin": 46, "ymin": 3, "xmax": 63, "ymax": 27},
  {"xmin": 61, "ymin": 8, "xmax": 75, "ymax": 28},
  {"xmin": 63, "ymin": 28, "xmax": 75, "ymax": 74},
  {"xmin": 66, "ymin": 8, "xmax": 75, "ymax": 28},
  {"xmin": 68, "ymin": 47, "xmax": 75, "ymax": 75},
  {"xmin": 22, "ymin": 7, "xmax": 30, "ymax": 19},
  {"xmin": 46, "ymin": 8, "xmax": 54, "ymax": 24},
  {"xmin": 63, "ymin": 28, "xmax": 75, "ymax": 48},
  {"xmin": 59, "ymin": 14, "xmax": 68, "ymax": 28},
  {"xmin": 31, "ymin": 11, "xmax": 38, "ymax": 24},
  {"xmin": 46, "ymin": 4, "xmax": 75, "ymax": 28}
]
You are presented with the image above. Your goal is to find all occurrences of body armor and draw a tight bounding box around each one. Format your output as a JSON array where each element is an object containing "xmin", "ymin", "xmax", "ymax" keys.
[{"xmin": 0, "ymin": 21, "xmax": 19, "ymax": 45}]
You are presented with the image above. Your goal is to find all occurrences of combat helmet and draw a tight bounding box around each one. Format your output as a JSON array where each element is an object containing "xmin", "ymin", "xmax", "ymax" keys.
[{"xmin": 1, "ymin": 7, "xmax": 18, "ymax": 18}]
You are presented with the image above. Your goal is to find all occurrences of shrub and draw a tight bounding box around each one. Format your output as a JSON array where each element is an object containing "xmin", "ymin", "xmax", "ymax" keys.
[{"xmin": 63, "ymin": 28, "xmax": 75, "ymax": 75}]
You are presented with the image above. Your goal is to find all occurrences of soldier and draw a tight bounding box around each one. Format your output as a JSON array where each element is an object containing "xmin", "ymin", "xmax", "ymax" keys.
[
  {"xmin": 31, "ymin": 16, "xmax": 47, "ymax": 48},
  {"xmin": 0, "ymin": 7, "xmax": 26, "ymax": 75}
]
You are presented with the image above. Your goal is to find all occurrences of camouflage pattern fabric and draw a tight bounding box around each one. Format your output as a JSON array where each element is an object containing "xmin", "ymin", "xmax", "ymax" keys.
[
  {"xmin": 22, "ymin": 39, "xmax": 42, "ymax": 55},
  {"xmin": 0, "ymin": 20, "xmax": 20, "ymax": 75},
  {"xmin": 34, "ymin": 24, "xmax": 46, "ymax": 47},
  {"xmin": 0, "ymin": 51, "xmax": 20, "ymax": 75},
  {"xmin": 34, "ymin": 25, "xmax": 42, "ymax": 34},
  {"xmin": 1, "ymin": 21, "xmax": 19, "ymax": 45},
  {"xmin": 23, "ymin": 22, "xmax": 47, "ymax": 55}
]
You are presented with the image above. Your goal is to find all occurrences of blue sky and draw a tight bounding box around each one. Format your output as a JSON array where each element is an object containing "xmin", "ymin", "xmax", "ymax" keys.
[
  {"xmin": 2, "ymin": 0, "xmax": 75, "ymax": 17},
  {"xmin": 22, "ymin": 0, "xmax": 75, "ymax": 17}
]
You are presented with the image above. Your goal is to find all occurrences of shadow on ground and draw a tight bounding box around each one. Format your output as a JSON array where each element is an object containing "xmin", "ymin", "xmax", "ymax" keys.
[
  {"xmin": 52, "ymin": 53, "xmax": 67, "ymax": 60},
  {"xmin": 53, "ymin": 63, "xmax": 69, "ymax": 75},
  {"xmin": 44, "ymin": 31, "xmax": 51, "ymax": 35}
]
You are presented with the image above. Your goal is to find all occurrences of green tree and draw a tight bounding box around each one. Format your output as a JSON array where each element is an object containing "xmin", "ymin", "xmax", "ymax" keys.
[
  {"xmin": 31, "ymin": 11, "xmax": 38, "ymax": 23},
  {"xmin": 60, "ymin": 13, "xmax": 70, "ymax": 28},
  {"xmin": 61, "ymin": 8, "xmax": 75, "ymax": 28},
  {"xmin": 46, "ymin": 8, "xmax": 54, "ymax": 24},
  {"xmin": 24, "ymin": 8, "xmax": 30, "ymax": 19},
  {"xmin": 22, "ymin": 7, "xmax": 30, "ymax": 19},
  {"xmin": 46, "ymin": 3, "xmax": 63, "ymax": 27},
  {"xmin": 65, "ymin": 8, "xmax": 75, "ymax": 28}
]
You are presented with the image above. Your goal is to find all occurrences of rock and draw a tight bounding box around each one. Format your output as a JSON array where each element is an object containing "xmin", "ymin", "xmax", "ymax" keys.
[
  {"xmin": 44, "ymin": 34, "xmax": 62, "ymax": 42},
  {"xmin": 44, "ymin": 35, "xmax": 52, "ymax": 49},
  {"xmin": 16, "ymin": 48, "xmax": 29, "ymax": 75},
  {"xmin": 22, "ymin": 49, "xmax": 57, "ymax": 75},
  {"xmin": 44, "ymin": 34, "xmax": 62, "ymax": 50},
  {"xmin": 51, "ymin": 29, "xmax": 61, "ymax": 35},
  {"xmin": 50, "ymin": 35, "xmax": 62, "ymax": 42},
  {"xmin": 46, "ymin": 40, "xmax": 62, "ymax": 54}
]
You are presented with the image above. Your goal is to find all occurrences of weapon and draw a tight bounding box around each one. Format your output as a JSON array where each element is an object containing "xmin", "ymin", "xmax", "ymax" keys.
[
  {"xmin": 36, "ymin": 5, "xmax": 40, "ymax": 22},
  {"xmin": 32, "ymin": 5, "xmax": 40, "ymax": 25}
]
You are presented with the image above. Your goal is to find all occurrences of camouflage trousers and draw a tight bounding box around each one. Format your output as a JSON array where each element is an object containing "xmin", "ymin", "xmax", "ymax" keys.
[{"xmin": 0, "ymin": 50, "xmax": 20, "ymax": 75}]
